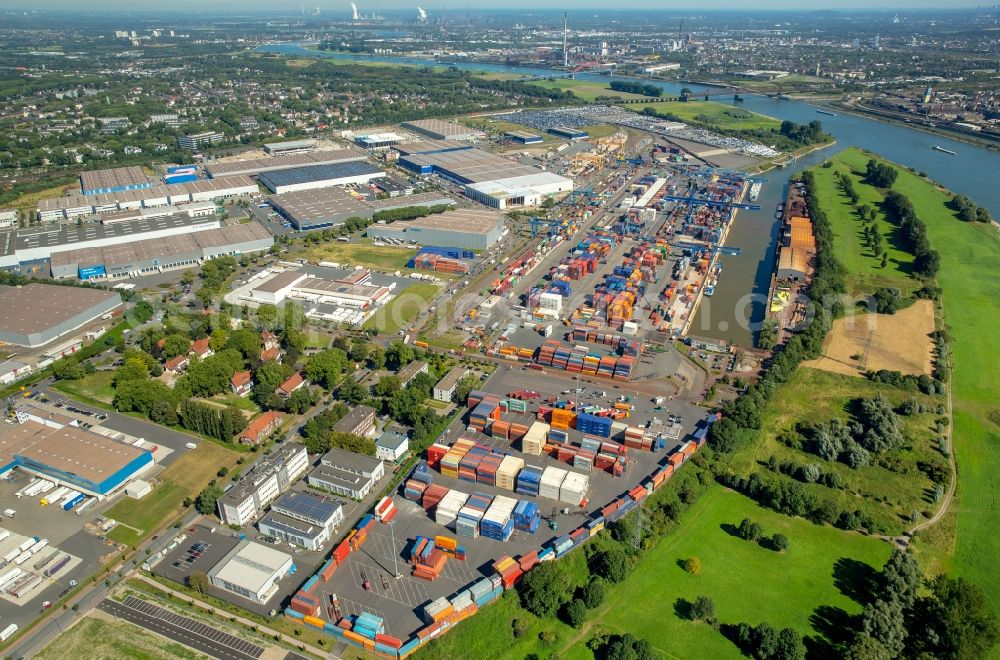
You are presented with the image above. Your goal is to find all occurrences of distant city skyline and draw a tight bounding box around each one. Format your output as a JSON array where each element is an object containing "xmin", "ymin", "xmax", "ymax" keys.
[{"xmin": 0, "ymin": 0, "xmax": 977, "ymax": 11}]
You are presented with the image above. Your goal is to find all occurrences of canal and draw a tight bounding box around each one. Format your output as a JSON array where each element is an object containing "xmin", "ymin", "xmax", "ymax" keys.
[{"xmin": 256, "ymin": 43, "xmax": 1000, "ymax": 345}]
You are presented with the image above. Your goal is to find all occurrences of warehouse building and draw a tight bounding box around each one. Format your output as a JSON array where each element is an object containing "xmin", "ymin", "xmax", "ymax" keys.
[
  {"xmin": 258, "ymin": 491, "xmax": 344, "ymax": 550},
  {"xmin": 49, "ymin": 222, "xmax": 273, "ymax": 281},
  {"xmin": 79, "ymin": 166, "xmax": 152, "ymax": 195},
  {"xmin": 0, "ymin": 284, "xmax": 122, "ymax": 347},
  {"xmin": 263, "ymin": 140, "xmax": 317, "ymax": 156},
  {"xmin": 547, "ymin": 127, "xmax": 589, "ymax": 140},
  {"xmin": 400, "ymin": 119, "xmax": 482, "ymax": 141},
  {"xmin": 366, "ymin": 207, "xmax": 505, "ymax": 249},
  {"xmin": 398, "ymin": 147, "xmax": 572, "ymax": 209},
  {"xmin": 354, "ymin": 132, "xmax": 404, "ymax": 150},
  {"xmin": 257, "ymin": 162, "xmax": 385, "ymax": 194},
  {"xmin": 267, "ymin": 187, "xmax": 453, "ymax": 231},
  {"xmin": 392, "ymin": 140, "xmax": 474, "ymax": 157},
  {"xmin": 36, "ymin": 175, "xmax": 258, "ymax": 222},
  {"xmin": 217, "ymin": 443, "xmax": 309, "ymax": 527},
  {"xmin": 307, "ymin": 447, "xmax": 385, "ymax": 500},
  {"xmin": 203, "ymin": 148, "xmax": 368, "ymax": 179},
  {"xmin": 207, "ymin": 540, "xmax": 293, "ymax": 605},
  {"xmin": 0, "ymin": 419, "xmax": 154, "ymax": 498},
  {"xmin": 505, "ymin": 130, "xmax": 543, "ymax": 145}
]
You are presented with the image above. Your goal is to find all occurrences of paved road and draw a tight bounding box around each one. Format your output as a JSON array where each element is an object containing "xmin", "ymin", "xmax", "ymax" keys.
[{"xmin": 100, "ymin": 596, "xmax": 264, "ymax": 660}]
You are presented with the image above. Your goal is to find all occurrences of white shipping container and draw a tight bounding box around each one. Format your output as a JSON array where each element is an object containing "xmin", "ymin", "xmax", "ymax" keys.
[
  {"xmin": 1, "ymin": 549, "xmax": 19, "ymax": 564},
  {"xmin": 0, "ymin": 623, "xmax": 17, "ymax": 641},
  {"xmin": 41, "ymin": 487, "xmax": 69, "ymax": 506},
  {"xmin": 14, "ymin": 552, "xmax": 32, "ymax": 566},
  {"xmin": 16, "ymin": 539, "xmax": 34, "ymax": 553},
  {"xmin": 28, "ymin": 539, "xmax": 48, "ymax": 555},
  {"xmin": 0, "ymin": 568, "xmax": 21, "ymax": 589},
  {"xmin": 0, "ymin": 530, "xmax": 9, "ymax": 544},
  {"xmin": 75, "ymin": 498, "xmax": 97, "ymax": 516}
]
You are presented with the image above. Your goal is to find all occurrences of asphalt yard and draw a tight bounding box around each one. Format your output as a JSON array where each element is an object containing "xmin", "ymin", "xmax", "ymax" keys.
[{"xmin": 100, "ymin": 596, "xmax": 265, "ymax": 660}]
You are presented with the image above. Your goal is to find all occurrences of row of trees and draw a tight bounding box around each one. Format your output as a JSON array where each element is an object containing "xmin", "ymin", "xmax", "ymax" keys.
[
  {"xmin": 179, "ymin": 399, "xmax": 248, "ymax": 442},
  {"xmin": 881, "ymin": 190, "xmax": 940, "ymax": 279},
  {"xmin": 609, "ymin": 80, "xmax": 663, "ymax": 97},
  {"xmin": 948, "ymin": 193, "xmax": 992, "ymax": 223}
]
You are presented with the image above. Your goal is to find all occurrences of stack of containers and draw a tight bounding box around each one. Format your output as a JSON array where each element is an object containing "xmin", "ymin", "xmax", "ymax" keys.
[
  {"xmin": 624, "ymin": 426, "xmax": 652, "ymax": 450},
  {"xmin": 435, "ymin": 490, "xmax": 469, "ymax": 526},
  {"xmin": 289, "ymin": 591, "xmax": 320, "ymax": 617},
  {"xmin": 413, "ymin": 547, "xmax": 448, "ymax": 581},
  {"xmin": 455, "ymin": 492, "xmax": 491, "ymax": 539},
  {"xmin": 490, "ymin": 420, "xmax": 510, "ymax": 441},
  {"xmin": 421, "ymin": 483, "xmax": 449, "ymax": 511},
  {"xmin": 459, "ymin": 445, "xmax": 488, "ymax": 482},
  {"xmin": 559, "ymin": 472, "xmax": 590, "ymax": 505},
  {"xmin": 576, "ymin": 412, "xmax": 612, "ymax": 438},
  {"xmin": 548, "ymin": 427, "xmax": 568, "ymax": 443},
  {"xmin": 539, "ymin": 466, "xmax": 568, "ymax": 500},
  {"xmin": 449, "ymin": 589, "xmax": 474, "ymax": 615},
  {"xmin": 574, "ymin": 448, "xmax": 595, "ymax": 471},
  {"xmin": 557, "ymin": 444, "xmax": 577, "ymax": 464},
  {"xmin": 469, "ymin": 395, "xmax": 502, "ymax": 432},
  {"xmin": 353, "ymin": 613, "xmax": 385, "ymax": 640},
  {"xmin": 550, "ymin": 408, "xmax": 576, "ymax": 430},
  {"xmin": 513, "ymin": 501, "xmax": 540, "ymax": 533},
  {"xmin": 495, "ymin": 455, "xmax": 524, "ymax": 490},
  {"xmin": 614, "ymin": 357, "xmax": 634, "ymax": 381},
  {"xmin": 503, "ymin": 398, "xmax": 528, "ymax": 414},
  {"xmin": 481, "ymin": 495, "xmax": 517, "ymax": 541},
  {"xmin": 375, "ymin": 496, "xmax": 397, "ymax": 523},
  {"xmin": 423, "ymin": 597, "xmax": 454, "ymax": 624},
  {"xmin": 426, "ymin": 444, "xmax": 448, "ymax": 470},
  {"xmin": 508, "ymin": 422, "xmax": 530, "ymax": 442},
  {"xmin": 515, "ymin": 465, "xmax": 543, "ymax": 496},
  {"xmin": 492, "ymin": 556, "xmax": 524, "ymax": 589},
  {"xmin": 551, "ymin": 535, "xmax": 574, "ymax": 557},
  {"xmin": 521, "ymin": 421, "xmax": 549, "ymax": 455},
  {"xmin": 404, "ymin": 477, "xmax": 428, "ymax": 502},
  {"xmin": 476, "ymin": 452, "xmax": 503, "ymax": 486},
  {"xmin": 440, "ymin": 438, "xmax": 475, "ymax": 478}
]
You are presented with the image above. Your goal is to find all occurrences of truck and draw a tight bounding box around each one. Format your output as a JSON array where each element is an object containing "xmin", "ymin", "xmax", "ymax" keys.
[
  {"xmin": 63, "ymin": 494, "xmax": 85, "ymax": 511},
  {"xmin": 41, "ymin": 486, "xmax": 69, "ymax": 506},
  {"xmin": 28, "ymin": 539, "xmax": 49, "ymax": 555},
  {"xmin": 3, "ymin": 509, "xmax": 15, "ymax": 518},
  {"xmin": 185, "ymin": 442, "xmax": 198, "ymax": 450},
  {"xmin": 0, "ymin": 623, "xmax": 17, "ymax": 641}
]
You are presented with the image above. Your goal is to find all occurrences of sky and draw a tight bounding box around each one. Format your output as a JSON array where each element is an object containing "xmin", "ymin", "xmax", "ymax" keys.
[{"xmin": 0, "ymin": 0, "xmax": 971, "ymax": 11}]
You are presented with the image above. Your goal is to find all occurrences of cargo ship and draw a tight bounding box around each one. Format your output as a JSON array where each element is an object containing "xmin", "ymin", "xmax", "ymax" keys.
[
  {"xmin": 748, "ymin": 181, "xmax": 762, "ymax": 201},
  {"xmin": 932, "ymin": 145, "xmax": 957, "ymax": 155},
  {"xmin": 703, "ymin": 264, "xmax": 722, "ymax": 297},
  {"xmin": 816, "ymin": 109, "xmax": 837, "ymax": 117}
]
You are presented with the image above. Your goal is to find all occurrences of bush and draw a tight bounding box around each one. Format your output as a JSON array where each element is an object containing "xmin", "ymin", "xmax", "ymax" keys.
[
  {"xmin": 595, "ymin": 546, "xmax": 629, "ymax": 583},
  {"xmin": 691, "ymin": 595, "xmax": 716, "ymax": 622},
  {"xmin": 582, "ymin": 579, "xmax": 606, "ymax": 609},
  {"xmin": 564, "ymin": 598, "xmax": 588, "ymax": 628},
  {"xmin": 769, "ymin": 533, "xmax": 790, "ymax": 551},
  {"xmin": 683, "ymin": 556, "xmax": 701, "ymax": 575}
]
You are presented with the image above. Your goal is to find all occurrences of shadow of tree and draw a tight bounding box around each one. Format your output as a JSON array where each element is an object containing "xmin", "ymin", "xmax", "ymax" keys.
[
  {"xmin": 673, "ymin": 597, "xmax": 693, "ymax": 620},
  {"xmin": 832, "ymin": 557, "xmax": 881, "ymax": 605},
  {"xmin": 810, "ymin": 604, "xmax": 858, "ymax": 652},
  {"xmin": 720, "ymin": 522, "xmax": 741, "ymax": 538}
]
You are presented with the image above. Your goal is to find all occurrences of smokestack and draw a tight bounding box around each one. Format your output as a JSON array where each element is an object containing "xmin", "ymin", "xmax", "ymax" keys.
[{"xmin": 563, "ymin": 12, "xmax": 568, "ymax": 68}]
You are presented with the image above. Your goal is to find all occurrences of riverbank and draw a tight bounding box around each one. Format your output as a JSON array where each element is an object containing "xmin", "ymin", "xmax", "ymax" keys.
[
  {"xmin": 749, "ymin": 139, "xmax": 837, "ymax": 175},
  {"xmin": 823, "ymin": 100, "xmax": 1000, "ymax": 152}
]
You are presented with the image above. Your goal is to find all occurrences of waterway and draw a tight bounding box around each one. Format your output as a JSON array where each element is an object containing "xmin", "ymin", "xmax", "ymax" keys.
[{"xmin": 256, "ymin": 43, "xmax": 1000, "ymax": 345}]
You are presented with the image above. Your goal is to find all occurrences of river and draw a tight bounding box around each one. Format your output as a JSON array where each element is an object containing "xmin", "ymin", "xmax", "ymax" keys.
[{"xmin": 256, "ymin": 43, "xmax": 1000, "ymax": 345}]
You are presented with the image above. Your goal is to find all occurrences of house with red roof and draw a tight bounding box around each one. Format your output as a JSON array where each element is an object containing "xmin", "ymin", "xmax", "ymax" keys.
[
  {"xmin": 190, "ymin": 337, "xmax": 213, "ymax": 359},
  {"xmin": 230, "ymin": 370, "xmax": 253, "ymax": 397},
  {"xmin": 164, "ymin": 355, "xmax": 190, "ymax": 373},
  {"xmin": 276, "ymin": 372, "xmax": 306, "ymax": 398},
  {"xmin": 239, "ymin": 411, "xmax": 283, "ymax": 446}
]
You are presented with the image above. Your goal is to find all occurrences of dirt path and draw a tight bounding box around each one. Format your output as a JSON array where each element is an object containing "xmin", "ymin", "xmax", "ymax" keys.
[{"xmin": 907, "ymin": 383, "xmax": 956, "ymax": 536}]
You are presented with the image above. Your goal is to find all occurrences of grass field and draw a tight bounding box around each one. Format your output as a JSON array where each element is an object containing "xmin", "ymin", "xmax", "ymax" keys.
[
  {"xmin": 527, "ymin": 79, "xmax": 650, "ymax": 101},
  {"xmin": 805, "ymin": 300, "xmax": 935, "ymax": 377},
  {"xmin": 38, "ymin": 615, "xmax": 209, "ymax": 660},
  {"xmin": 299, "ymin": 240, "xmax": 423, "ymax": 273},
  {"xmin": 417, "ymin": 487, "xmax": 890, "ymax": 660},
  {"xmin": 814, "ymin": 148, "xmax": 1000, "ymax": 625},
  {"xmin": 363, "ymin": 282, "xmax": 440, "ymax": 334},
  {"xmin": 106, "ymin": 442, "xmax": 240, "ymax": 546},
  {"xmin": 729, "ymin": 366, "xmax": 945, "ymax": 536},
  {"xmin": 206, "ymin": 392, "xmax": 260, "ymax": 414},
  {"xmin": 632, "ymin": 100, "xmax": 782, "ymax": 132},
  {"xmin": 808, "ymin": 154, "xmax": 918, "ymax": 297},
  {"xmin": 53, "ymin": 371, "xmax": 116, "ymax": 405}
]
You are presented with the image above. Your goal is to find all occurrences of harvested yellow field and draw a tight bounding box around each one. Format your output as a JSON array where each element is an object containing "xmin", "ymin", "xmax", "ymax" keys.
[{"xmin": 804, "ymin": 299, "xmax": 935, "ymax": 377}]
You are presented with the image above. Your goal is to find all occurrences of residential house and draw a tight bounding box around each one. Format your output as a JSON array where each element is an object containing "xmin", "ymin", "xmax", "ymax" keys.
[
  {"xmin": 239, "ymin": 411, "xmax": 283, "ymax": 446},
  {"xmin": 260, "ymin": 346, "xmax": 281, "ymax": 363},
  {"xmin": 397, "ymin": 360, "xmax": 429, "ymax": 388},
  {"xmin": 231, "ymin": 370, "xmax": 253, "ymax": 397},
  {"xmin": 375, "ymin": 430, "xmax": 409, "ymax": 462},
  {"xmin": 164, "ymin": 355, "xmax": 189, "ymax": 373},
  {"xmin": 433, "ymin": 367, "xmax": 469, "ymax": 402},
  {"xmin": 190, "ymin": 337, "xmax": 214, "ymax": 359},
  {"xmin": 276, "ymin": 373, "xmax": 306, "ymax": 398}
]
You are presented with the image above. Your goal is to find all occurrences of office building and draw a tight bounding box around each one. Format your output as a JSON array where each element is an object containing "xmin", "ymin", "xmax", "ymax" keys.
[
  {"xmin": 258, "ymin": 491, "xmax": 344, "ymax": 550},
  {"xmin": 216, "ymin": 443, "xmax": 309, "ymax": 526},
  {"xmin": 375, "ymin": 431, "xmax": 409, "ymax": 462},
  {"xmin": 177, "ymin": 131, "xmax": 224, "ymax": 150},
  {"xmin": 307, "ymin": 447, "xmax": 385, "ymax": 500},
  {"xmin": 433, "ymin": 366, "xmax": 468, "ymax": 402},
  {"xmin": 397, "ymin": 360, "xmax": 429, "ymax": 387},
  {"xmin": 332, "ymin": 404, "xmax": 377, "ymax": 438}
]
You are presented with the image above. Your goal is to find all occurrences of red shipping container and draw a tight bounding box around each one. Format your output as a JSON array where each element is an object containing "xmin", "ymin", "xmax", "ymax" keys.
[
  {"xmin": 321, "ymin": 560, "xmax": 338, "ymax": 581},
  {"xmin": 375, "ymin": 634, "xmax": 403, "ymax": 649},
  {"xmin": 333, "ymin": 541, "xmax": 350, "ymax": 564}
]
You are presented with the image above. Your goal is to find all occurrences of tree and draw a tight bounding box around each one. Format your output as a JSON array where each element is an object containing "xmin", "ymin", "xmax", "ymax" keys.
[
  {"xmin": 367, "ymin": 347, "xmax": 386, "ymax": 370},
  {"xmin": 737, "ymin": 517, "xmax": 764, "ymax": 542},
  {"xmin": 194, "ymin": 484, "xmax": 222, "ymax": 515},
  {"xmin": 162, "ymin": 333, "xmax": 192, "ymax": 359},
  {"xmin": 188, "ymin": 570, "xmax": 209, "ymax": 594},
  {"xmin": 374, "ymin": 375, "xmax": 401, "ymax": 398},
  {"xmin": 708, "ymin": 417, "xmax": 743, "ymax": 453},
  {"xmin": 882, "ymin": 549, "xmax": 921, "ymax": 609},
  {"xmin": 518, "ymin": 562, "xmax": 570, "ymax": 618},
  {"xmin": 774, "ymin": 627, "xmax": 806, "ymax": 660},
  {"xmin": 769, "ymin": 533, "xmax": 789, "ymax": 552},
  {"xmin": 582, "ymin": 578, "xmax": 606, "ymax": 609},
  {"xmin": 865, "ymin": 159, "xmax": 898, "ymax": 188},
  {"xmin": 255, "ymin": 304, "xmax": 279, "ymax": 330},
  {"xmin": 564, "ymin": 598, "xmax": 588, "ymax": 628},
  {"xmin": 338, "ymin": 378, "xmax": 368, "ymax": 405},
  {"xmin": 348, "ymin": 340, "xmax": 369, "ymax": 363},
  {"xmin": 682, "ymin": 556, "xmax": 701, "ymax": 575},
  {"xmin": 385, "ymin": 342, "xmax": 415, "ymax": 371},
  {"xmin": 691, "ymin": 595, "xmax": 715, "ymax": 622},
  {"xmin": 209, "ymin": 328, "xmax": 229, "ymax": 352},
  {"xmin": 453, "ymin": 374, "xmax": 480, "ymax": 405},
  {"xmin": 845, "ymin": 635, "xmax": 892, "ymax": 660},
  {"xmin": 862, "ymin": 598, "xmax": 906, "ymax": 657},
  {"xmin": 595, "ymin": 546, "xmax": 629, "ymax": 583},
  {"xmin": 286, "ymin": 387, "xmax": 316, "ymax": 414},
  {"xmin": 226, "ymin": 327, "xmax": 263, "ymax": 361},
  {"xmin": 912, "ymin": 576, "xmax": 999, "ymax": 659},
  {"xmin": 131, "ymin": 300, "xmax": 155, "ymax": 323},
  {"xmin": 305, "ymin": 348, "xmax": 349, "ymax": 390}
]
